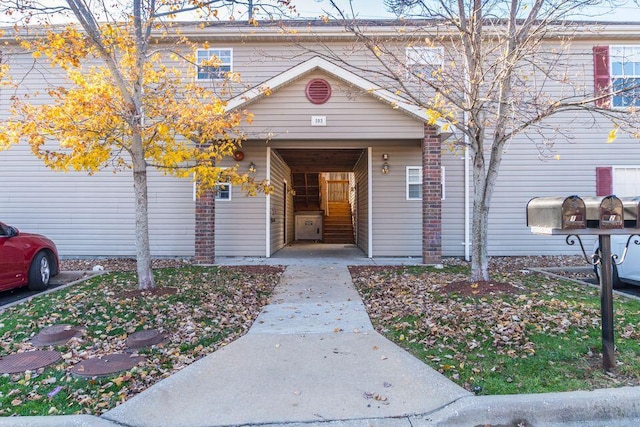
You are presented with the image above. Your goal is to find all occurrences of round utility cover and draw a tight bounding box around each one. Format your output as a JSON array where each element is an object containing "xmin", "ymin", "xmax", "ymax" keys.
[
  {"xmin": 31, "ymin": 324, "xmax": 83, "ymax": 347},
  {"xmin": 126, "ymin": 329, "xmax": 165, "ymax": 349},
  {"xmin": 0, "ymin": 350, "xmax": 62, "ymax": 374},
  {"xmin": 71, "ymin": 353, "xmax": 145, "ymax": 378}
]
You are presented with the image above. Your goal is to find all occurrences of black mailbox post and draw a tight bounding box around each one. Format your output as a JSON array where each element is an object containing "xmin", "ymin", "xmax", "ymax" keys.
[{"xmin": 527, "ymin": 195, "xmax": 639, "ymax": 372}]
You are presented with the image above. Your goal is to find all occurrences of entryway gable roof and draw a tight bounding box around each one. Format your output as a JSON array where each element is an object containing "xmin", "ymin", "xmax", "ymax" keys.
[{"xmin": 226, "ymin": 56, "xmax": 449, "ymax": 135}]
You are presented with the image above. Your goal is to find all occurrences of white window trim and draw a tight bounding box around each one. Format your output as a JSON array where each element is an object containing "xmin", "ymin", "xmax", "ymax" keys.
[
  {"xmin": 196, "ymin": 48, "xmax": 233, "ymax": 81},
  {"xmin": 405, "ymin": 166, "xmax": 446, "ymax": 201},
  {"xmin": 609, "ymin": 45, "xmax": 640, "ymax": 108},
  {"xmin": 215, "ymin": 181, "xmax": 232, "ymax": 201},
  {"xmin": 441, "ymin": 166, "xmax": 446, "ymax": 200},
  {"xmin": 406, "ymin": 166, "xmax": 422, "ymax": 200},
  {"xmin": 612, "ymin": 165, "xmax": 640, "ymax": 197},
  {"xmin": 405, "ymin": 46, "xmax": 444, "ymax": 80}
]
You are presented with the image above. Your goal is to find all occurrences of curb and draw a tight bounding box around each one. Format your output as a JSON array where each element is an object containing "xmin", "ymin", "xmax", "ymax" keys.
[
  {"xmin": 416, "ymin": 386, "xmax": 640, "ymax": 427},
  {"xmin": 0, "ymin": 414, "xmax": 117, "ymax": 426}
]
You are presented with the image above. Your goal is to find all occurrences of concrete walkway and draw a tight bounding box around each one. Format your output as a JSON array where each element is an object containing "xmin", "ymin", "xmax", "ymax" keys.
[
  {"xmin": 103, "ymin": 264, "xmax": 469, "ymax": 426},
  {"xmin": 2, "ymin": 245, "xmax": 640, "ymax": 426}
]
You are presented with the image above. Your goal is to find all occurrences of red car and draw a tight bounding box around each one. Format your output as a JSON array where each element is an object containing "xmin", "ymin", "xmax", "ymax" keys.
[{"xmin": 0, "ymin": 221, "xmax": 59, "ymax": 292}]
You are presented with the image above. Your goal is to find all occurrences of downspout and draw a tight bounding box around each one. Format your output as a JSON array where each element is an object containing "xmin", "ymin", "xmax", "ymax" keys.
[
  {"xmin": 266, "ymin": 147, "xmax": 271, "ymax": 258},
  {"xmin": 367, "ymin": 147, "xmax": 373, "ymax": 258},
  {"xmin": 464, "ymin": 140, "xmax": 471, "ymax": 261}
]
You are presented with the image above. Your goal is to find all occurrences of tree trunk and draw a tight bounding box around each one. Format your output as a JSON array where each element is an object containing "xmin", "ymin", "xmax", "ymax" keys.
[
  {"xmin": 132, "ymin": 134, "xmax": 155, "ymax": 290},
  {"xmin": 470, "ymin": 144, "xmax": 490, "ymax": 281},
  {"xmin": 471, "ymin": 197, "xmax": 490, "ymax": 281}
]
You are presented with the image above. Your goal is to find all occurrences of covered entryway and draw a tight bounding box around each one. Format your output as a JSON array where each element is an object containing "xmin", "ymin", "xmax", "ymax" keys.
[
  {"xmin": 276, "ymin": 148, "xmax": 365, "ymax": 246},
  {"xmin": 198, "ymin": 56, "xmax": 446, "ymax": 264}
]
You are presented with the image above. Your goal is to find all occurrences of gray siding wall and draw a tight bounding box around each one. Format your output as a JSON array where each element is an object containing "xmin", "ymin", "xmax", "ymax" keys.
[
  {"xmin": 5, "ymin": 30, "xmax": 640, "ymax": 258},
  {"xmin": 269, "ymin": 149, "xmax": 292, "ymax": 255},
  {"xmin": 354, "ymin": 150, "xmax": 369, "ymax": 254},
  {"xmin": 371, "ymin": 145, "xmax": 422, "ymax": 257},
  {"xmin": 480, "ymin": 39, "xmax": 636, "ymax": 256},
  {"xmin": 243, "ymin": 72, "xmax": 425, "ymax": 140},
  {"xmin": 214, "ymin": 145, "xmax": 267, "ymax": 256},
  {"xmin": 0, "ymin": 144, "xmax": 194, "ymax": 257}
]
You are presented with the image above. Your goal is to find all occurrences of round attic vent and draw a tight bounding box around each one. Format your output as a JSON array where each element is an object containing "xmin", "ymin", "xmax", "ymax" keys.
[{"xmin": 305, "ymin": 79, "xmax": 332, "ymax": 104}]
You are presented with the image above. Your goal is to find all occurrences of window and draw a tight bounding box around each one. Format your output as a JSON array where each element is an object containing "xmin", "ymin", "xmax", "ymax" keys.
[
  {"xmin": 196, "ymin": 48, "xmax": 232, "ymax": 80},
  {"xmin": 405, "ymin": 46, "xmax": 443, "ymax": 80},
  {"xmin": 406, "ymin": 166, "xmax": 446, "ymax": 200},
  {"xmin": 215, "ymin": 182, "xmax": 232, "ymax": 201},
  {"xmin": 613, "ymin": 166, "xmax": 640, "ymax": 196},
  {"xmin": 610, "ymin": 46, "xmax": 640, "ymax": 107},
  {"xmin": 406, "ymin": 166, "xmax": 422, "ymax": 200}
]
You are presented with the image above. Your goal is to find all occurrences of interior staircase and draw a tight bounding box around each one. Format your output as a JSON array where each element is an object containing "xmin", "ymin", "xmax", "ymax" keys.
[{"xmin": 323, "ymin": 202, "xmax": 354, "ymax": 244}]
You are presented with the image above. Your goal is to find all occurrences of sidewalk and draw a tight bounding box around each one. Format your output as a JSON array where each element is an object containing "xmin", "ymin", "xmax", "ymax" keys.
[
  {"xmin": 2, "ymin": 248, "xmax": 640, "ymax": 426},
  {"xmin": 103, "ymin": 264, "xmax": 470, "ymax": 426}
]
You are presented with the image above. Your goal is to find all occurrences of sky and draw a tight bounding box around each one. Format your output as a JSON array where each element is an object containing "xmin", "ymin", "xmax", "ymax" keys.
[
  {"xmin": 291, "ymin": 0, "xmax": 640, "ymax": 21},
  {"xmin": 2, "ymin": 1, "xmax": 640, "ymax": 24}
]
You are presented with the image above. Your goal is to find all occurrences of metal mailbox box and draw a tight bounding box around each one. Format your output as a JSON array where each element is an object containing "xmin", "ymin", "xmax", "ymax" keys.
[
  {"xmin": 584, "ymin": 195, "xmax": 624, "ymax": 229},
  {"xmin": 620, "ymin": 197, "xmax": 640, "ymax": 228},
  {"xmin": 526, "ymin": 196, "xmax": 586, "ymax": 231}
]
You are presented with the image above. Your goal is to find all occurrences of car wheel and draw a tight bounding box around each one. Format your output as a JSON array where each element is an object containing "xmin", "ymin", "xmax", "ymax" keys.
[{"xmin": 28, "ymin": 252, "xmax": 51, "ymax": 291}]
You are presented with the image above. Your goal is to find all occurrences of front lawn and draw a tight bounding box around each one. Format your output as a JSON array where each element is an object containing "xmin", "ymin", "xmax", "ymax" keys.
[
  {"xmin": 0, "ymin": 265, "xmax": 283, "ymax": 416},
  {"xmin": 349, "ymin": 264, "xmax": 640, "ymax": 395}
]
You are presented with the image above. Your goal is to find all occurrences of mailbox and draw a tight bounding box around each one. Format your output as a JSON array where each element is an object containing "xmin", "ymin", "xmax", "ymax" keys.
[
  {"xmin": 621, "ymin": 197, "xmax": 640, "ymax": 228},
  {"xmin": 583, "ymin": 195, "xmax": 624, "ymax": 229},
  {"xmin": 526, "ymin": 196, "xmax": 586, "ymax": 231}
]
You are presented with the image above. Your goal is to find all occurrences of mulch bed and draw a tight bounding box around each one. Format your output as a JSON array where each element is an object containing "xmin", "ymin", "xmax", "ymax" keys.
[{"xmin": 440, "ymin": 280, "xmax": 521, "ymax": 297}]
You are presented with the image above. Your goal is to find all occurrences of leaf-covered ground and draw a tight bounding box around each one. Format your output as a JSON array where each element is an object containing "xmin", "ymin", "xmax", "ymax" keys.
[
  {"xmin": 349, "ymin": 261, "xmax": 640, "ymax": 395},
  {"xmin": 0, "ymin": 264, "xmax": 283, "ymax": 416}
]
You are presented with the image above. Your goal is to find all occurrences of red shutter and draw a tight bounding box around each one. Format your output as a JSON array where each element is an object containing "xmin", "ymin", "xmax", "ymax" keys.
[
  {"xmin": 596, "ymin": 167, "xmax": 613, "ymax": 196},
  {"xmin": 593, "ymin": 46, "xmax": 611, "ymax": 108}
]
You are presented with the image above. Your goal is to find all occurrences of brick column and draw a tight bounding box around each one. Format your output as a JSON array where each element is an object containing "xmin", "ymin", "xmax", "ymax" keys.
[
  {"xmin": 422, "ymin": 124, "xmax": 442, "ymax": 264},
  {"xmin": 195, "ymin": 186, "xmax": 216, "ymax": 265}
]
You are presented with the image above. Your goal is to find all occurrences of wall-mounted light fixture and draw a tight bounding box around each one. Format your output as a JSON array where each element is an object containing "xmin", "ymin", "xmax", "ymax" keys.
[
  {"xmin": 248, "ymin": 162, "xmax": 256, "ymax": 174},
  {"xmin": 382, "ymin": 154, "xmax": 389, "ymax": 174},
  {"xmin": 382, "ymin": 153, "xmax": 389, "ymax": 161}
]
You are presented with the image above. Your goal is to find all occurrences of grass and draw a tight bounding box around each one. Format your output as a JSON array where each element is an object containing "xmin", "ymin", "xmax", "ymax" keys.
[
  {"xmin": 2, "ymin": 261, "xmax": 639, "ymax": 416},
  {"xmin": 350, "ymin": 265, "xmax": 640, "ymax": 395},
  {"xmin": 0, "ymin": 265, "xmax": 282, "ymax": 416}
]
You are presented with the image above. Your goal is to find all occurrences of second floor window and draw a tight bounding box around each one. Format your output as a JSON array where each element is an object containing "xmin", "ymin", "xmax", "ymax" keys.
[
  {"xmin": 610, "ymin": 45, "xmax": 640, "ymax": 107},
  {"xmin": 405, "ymin": 46, "xmax": 443, "ymax": 80},
  {"xmin": 197, "ymin": 48, "xmax": 233, "ymax": 80}
]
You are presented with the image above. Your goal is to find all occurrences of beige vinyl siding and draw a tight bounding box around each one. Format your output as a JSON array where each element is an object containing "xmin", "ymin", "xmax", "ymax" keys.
[
  {"xmin": 243, "ymin": 72, "xmax": 425, "ymax": 140},
  {"xmin": 286, "ymin": 177, "xmax": 295, "ymax": 248},
  {"xmin": 480, "ymin": 39, "xmax": 634, "ymax": 256},
  {"xmin": 214, "ymin": 145, "xmax": 267, "ymax": 256},
  {"xmin": 371, "ymin": 144, "xmax": 423, "ymax": 257},
  {"xmin": 353, "ymin": 151, "xmax": 369, "ymax": 254},
  {"xmin": 194, "ymin": 41, "xmax": 393, "ymax": 98},
  {"xmin": 0, "ymin": 144, "xmax": 194, "ymax": 257},
  {"xmin": 269, "ymin": 150, "xmax": 292, "ymax": 255}
]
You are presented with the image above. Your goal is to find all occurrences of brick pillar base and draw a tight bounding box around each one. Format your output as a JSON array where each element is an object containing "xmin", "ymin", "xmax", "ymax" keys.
[
  {"xmin": 422, "ymin": 124, "xmax": 442, "ymax": 264},
  {"xmin": 195, "ymin": 187, "xmax": 215, "ymax": 264}
]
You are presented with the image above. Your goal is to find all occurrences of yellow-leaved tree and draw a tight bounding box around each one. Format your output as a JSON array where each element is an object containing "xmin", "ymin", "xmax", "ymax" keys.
[{"xmin": 0, "ymin": 1, "xmax": 288, "ymax": 290}]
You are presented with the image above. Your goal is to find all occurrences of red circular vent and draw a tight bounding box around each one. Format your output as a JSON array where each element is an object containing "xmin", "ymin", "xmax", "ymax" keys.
[{"xmin": 305, "ymin": 79, "xmax": 332, "ymax": 104}]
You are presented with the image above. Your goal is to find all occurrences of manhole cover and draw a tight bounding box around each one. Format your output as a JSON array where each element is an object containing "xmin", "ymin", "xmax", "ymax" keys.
[
  {"xmin": 31, "ymin": 324, "xmax": 83, "ymax": 347},
  {"xmin": 126, "ymin": 329, "xmax": 165, "ymax": 349},
  {"xmin": 71, "ymin": 353, "xmax": 145, "ymax": 378},
  {"xmin": 0, "ymin": 350, "xmax": 62, "ymax": 373}
]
